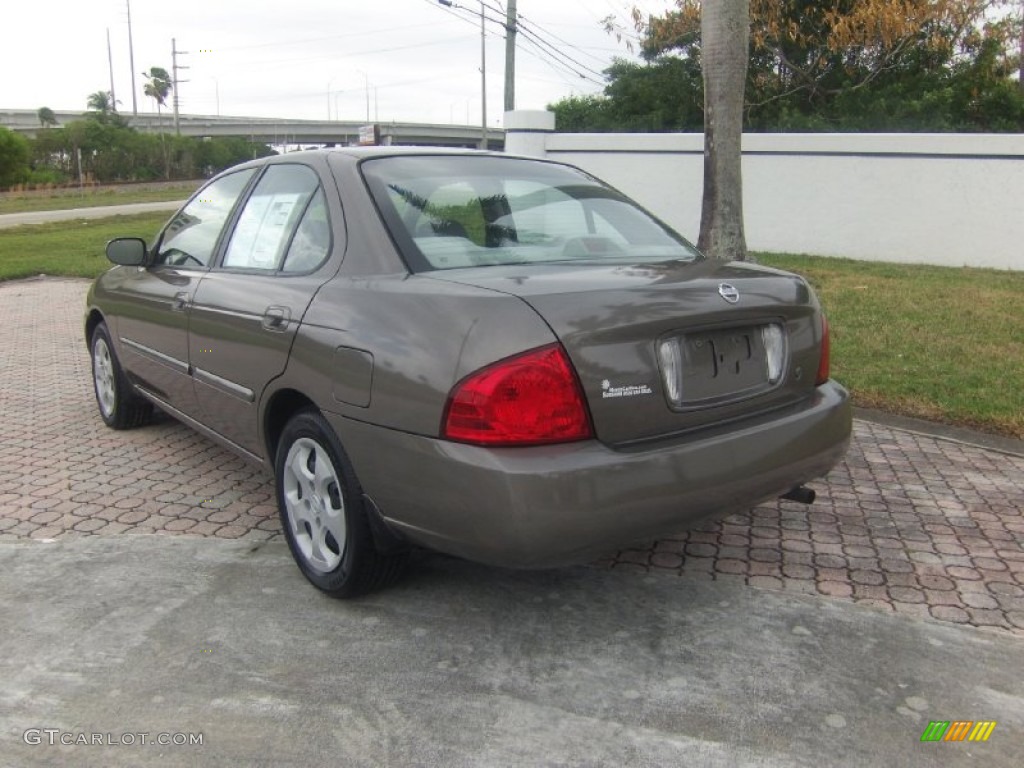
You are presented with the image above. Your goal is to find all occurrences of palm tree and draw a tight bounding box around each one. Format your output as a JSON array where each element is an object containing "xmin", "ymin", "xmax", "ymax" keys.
[
  {"xmin": 37, "ymin": 107, "xmax": 57, "ymax": 128},
  {"xmin": 143, "ymin": 67, "xmax": 173, "ymax": 178},
  {"xmin": 142, "ymin": 67, "xmax": 172, "ymax": 123},
  {"xmin": 698, "ymin": 0, "xmax": 749, "ymax": 261},
  {"xmin": 87, "ymin": 90, "xmax": 113, "ymax": 114}
]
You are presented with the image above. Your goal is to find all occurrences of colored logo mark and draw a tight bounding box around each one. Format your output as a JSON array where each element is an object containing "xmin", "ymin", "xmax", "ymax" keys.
[{"xmin": 920, "ymin": 720, "xmax": 996, "ymax": 742}]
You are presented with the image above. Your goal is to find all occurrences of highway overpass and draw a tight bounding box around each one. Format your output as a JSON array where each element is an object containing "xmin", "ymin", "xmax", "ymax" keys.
[{"xmin": 0, "ymin": 109, "xmax": 505, "ymax": 149}]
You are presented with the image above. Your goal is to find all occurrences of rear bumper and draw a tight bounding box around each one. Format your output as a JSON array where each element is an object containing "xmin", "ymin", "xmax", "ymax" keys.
[{"xmin": 328, "ymin": 381, "xmax": 852, "ymax": 568}]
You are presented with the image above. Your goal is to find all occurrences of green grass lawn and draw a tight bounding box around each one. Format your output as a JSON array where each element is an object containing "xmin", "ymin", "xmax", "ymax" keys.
[
  {"xmin": 0, "ymin": 184, "xmax": 198, "ymax": 215},
  {"xmin": 758, "ymin": 253, "xmax": 1023, "ymax": 440},
  {"xmin": 0, "ymin": 213, "xmax": 169, "ymax": 281},
  {"xmin": 0, "ymin": 216, "xmax": 1020, "ymax": 439}
]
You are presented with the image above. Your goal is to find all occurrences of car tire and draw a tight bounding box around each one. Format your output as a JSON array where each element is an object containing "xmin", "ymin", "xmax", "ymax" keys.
[
  {"xmin": 90, "ymin": 322, "xmax": 152, "ymax": 429},
  {"xmin": 275, "ymin": 409, "xmax": 408, "ymax": 597}
]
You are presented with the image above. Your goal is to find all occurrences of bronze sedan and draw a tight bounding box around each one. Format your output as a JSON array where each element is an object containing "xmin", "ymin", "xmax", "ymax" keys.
[{"xmin": 86, "ymin": 148, "xmax": 851, "ymax": 596}]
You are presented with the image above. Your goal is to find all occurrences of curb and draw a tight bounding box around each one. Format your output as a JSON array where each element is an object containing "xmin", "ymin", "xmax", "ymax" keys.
[{"xmin": 854, "ymin": 407, "xmax": 1024, "ymax": 458}]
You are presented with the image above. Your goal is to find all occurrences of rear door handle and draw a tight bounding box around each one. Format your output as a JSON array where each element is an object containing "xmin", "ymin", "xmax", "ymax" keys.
[
  {"xmin": 262, "ymin": 305, "xmax": 292, "ymax": 332},
  {"xmin": 171, "ymin": 291, "xmax": 190, "ymax": 311}
]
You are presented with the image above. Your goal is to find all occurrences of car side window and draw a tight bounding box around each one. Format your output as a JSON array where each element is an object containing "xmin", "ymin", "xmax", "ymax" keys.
[
  {"xmin": 222, "ymin": 165, "xmax": 321, "ymax": 271},
  {"xmin": 155, "ymin": 170, "xmax": 255, "ymax": 268},
  {"xmin": 281, "ymin": 187, "xmax": 331, "ymax": 273}
]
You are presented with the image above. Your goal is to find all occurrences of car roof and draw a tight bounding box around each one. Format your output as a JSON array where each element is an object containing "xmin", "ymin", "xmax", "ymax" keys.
[
  {"xmin": 273, "ymin": 146, "xmax": 511, "ymax": 162},
  {"xmin": 230, "ymin": 145, "xmax": 536, "ymax": 173}
]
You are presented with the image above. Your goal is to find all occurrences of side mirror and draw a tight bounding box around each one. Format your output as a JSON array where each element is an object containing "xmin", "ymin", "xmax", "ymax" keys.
[{"xmin": 105, "ymin": 237, "xmax": 148, "ymax": 266}]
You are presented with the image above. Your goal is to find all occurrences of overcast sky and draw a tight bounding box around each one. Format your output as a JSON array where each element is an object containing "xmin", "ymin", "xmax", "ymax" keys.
[{"xmin": 2, "ymin": 0, "xmax": 672, "ymax": 125}]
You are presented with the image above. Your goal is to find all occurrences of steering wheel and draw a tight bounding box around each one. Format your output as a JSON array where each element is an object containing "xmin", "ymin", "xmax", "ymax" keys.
[{"xmin": 162, "ymin": 249, "xmax": 204, "ymax": 267}]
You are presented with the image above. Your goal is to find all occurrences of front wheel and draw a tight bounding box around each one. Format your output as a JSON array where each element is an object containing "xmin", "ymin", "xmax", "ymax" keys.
[
  {"xmin": 90, "ymin": 322, "xmax": 152, "ymax": 429},
  {"xmin": 275, "ymin": 409, "xmax": 407, "ymax": 597}
]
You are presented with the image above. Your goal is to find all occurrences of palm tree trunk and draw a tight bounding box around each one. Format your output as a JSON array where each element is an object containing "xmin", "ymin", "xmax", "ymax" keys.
[
  {"xmin": 156, "ymin": 103, "xmax": 169, "ymax": 180},
  {"xmin": 698, "ymin": 0, "xmax": 750, "ymax": 261}
]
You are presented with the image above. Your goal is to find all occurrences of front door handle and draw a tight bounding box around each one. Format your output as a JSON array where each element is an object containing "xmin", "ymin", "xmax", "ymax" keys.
[
  {"xmin": 171, "ymin": 291, "xmax": 190, "ymax": 311},
  {"xmin": 262, "ymin": 305, "xmax": 292, "ymax": 332}
]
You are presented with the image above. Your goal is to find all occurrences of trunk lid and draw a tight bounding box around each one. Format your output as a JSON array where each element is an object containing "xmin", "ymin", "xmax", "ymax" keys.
[{"xmin": 428, "ymin": 259, "xmax": 825, "ymax": 445}]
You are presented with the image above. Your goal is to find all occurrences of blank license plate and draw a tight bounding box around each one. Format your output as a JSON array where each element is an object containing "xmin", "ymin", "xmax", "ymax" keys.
[{"xmin": 679, "ymin": 327, "xmax": 767, "ymax": 403}]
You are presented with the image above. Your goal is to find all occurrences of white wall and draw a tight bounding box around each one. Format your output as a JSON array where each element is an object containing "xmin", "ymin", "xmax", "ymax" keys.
[{"xmin": 505, "ymin": 112, "xmax": 1024, "ymax": 271}]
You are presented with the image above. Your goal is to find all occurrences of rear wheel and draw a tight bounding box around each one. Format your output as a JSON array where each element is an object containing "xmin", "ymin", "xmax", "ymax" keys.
[
  {"xmin": 275, "ymin": 409, "xmax": 407, "ymax": 597},
  {"xmin": 90, "ymin": 322, "xmax": 152, "ymax": 429}
]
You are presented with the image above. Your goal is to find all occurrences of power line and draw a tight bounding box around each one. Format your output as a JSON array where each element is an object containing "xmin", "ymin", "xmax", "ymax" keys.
[
  {"xmin": 214, "ymin": 21, "xmax": 450, "ymax": 53},
  {"xmin": 424, "ymin": 0, "xmax": 607, "ymax": 87},
  {"xmin": 517, "ymin": 13, "xmax": 612, "ymax": 66},
  {"xmin": 229, "ymin": 74, "xmax": 453, "ymax": 107},
  {"xmin": 515, "ymin": 22, "xmax": 607, "ymax": 79},
  {"xmin": 219, "ymin": 35, "xmax": 474, "ymax": 71},
  {"xmin": 515, "ymin": 43, "xmax": 584, "ymax": 89},
  {"xmin": 517, "ymin": 33, "xmax": 604, "ymax": 86},
  {"xmin": 515, "ymin": 25, "xmax": 606, "ymax": 83},
  {"xmin": 422, "ymin": 0, "xmax": 506, "ymax": 40}
]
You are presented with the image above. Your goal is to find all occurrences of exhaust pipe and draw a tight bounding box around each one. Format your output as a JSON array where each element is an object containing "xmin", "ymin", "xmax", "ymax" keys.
[{"xmin": 780, "ymin": 486, "xmax": 816, "ymax": 505}]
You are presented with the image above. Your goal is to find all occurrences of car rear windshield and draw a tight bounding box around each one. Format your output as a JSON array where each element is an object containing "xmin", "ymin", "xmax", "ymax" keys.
[{"xmin": 360, "ymin": 155, "xmax": 703, "ymax": 272}]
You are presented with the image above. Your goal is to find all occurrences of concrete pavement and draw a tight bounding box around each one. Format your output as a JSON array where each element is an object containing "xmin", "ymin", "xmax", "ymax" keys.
[{"xmin": 1, "ymin": 535, "xmax": 1022, "ymax": 767}]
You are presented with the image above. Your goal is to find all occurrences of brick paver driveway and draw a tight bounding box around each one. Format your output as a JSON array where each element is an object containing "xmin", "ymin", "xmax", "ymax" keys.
[{"xmin": 3, "ymin": 278, "xmax": 1023, "ymax": 635}]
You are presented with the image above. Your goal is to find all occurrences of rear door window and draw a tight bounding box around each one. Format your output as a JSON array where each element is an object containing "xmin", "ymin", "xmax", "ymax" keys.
[
  {"xmin": 281, "ymin": 187, "xmax": 332, "ymax": 273},
  {"xmin": 222, "ymin": 164, "xmax": 325, "ymax": 272}
]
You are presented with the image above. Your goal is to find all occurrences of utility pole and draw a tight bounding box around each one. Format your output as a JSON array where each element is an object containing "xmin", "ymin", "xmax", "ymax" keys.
[
  {"xmin": 171, "ymin": 38, "xmax": 189, "ymax": 136},
  {"xmin": 479, "ymin": 0, "xmax": 487, "ymax": 149},
  {"xmin": 357, "ymin": 70, "xmax": 371, "ymax": 122},
  {"xmin": 437, "ymin": 0, "xmax": 487, "ymax": 147},
  {"xmin": 126, "ymin": 0, "xmax": 138, "ymax": 115},
  {"xmin": 503, "ymin": 0, "xmax": 517, "ymax": 113},
  {"xmin": 106, "ymin": 28, "xmax": 118, "ymax": 112}
]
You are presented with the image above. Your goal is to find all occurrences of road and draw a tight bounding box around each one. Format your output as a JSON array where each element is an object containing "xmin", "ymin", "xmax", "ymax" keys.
[{"xmin": 0, "ymin": 200, "xmax": 183, "ymax": 229}]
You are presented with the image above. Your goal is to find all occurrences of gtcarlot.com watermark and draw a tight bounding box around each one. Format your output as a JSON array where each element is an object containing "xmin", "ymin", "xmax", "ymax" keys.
[{"xmin": 23, "ymin": 729, "xmax": 203, "ymax": 747}]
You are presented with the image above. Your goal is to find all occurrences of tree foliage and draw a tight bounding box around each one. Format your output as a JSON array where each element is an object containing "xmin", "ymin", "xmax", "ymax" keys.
[
  {"xmin": 553, "ymin": 0, "xmax": 1024, "ymax": 132},
  {"xmin": 1, "ymin": 94, "xmax": 275, "ymax": 189},
  {"xmin": 29, "ymin": 121, "xmax": 273, "ymax": 184},
  {"xmin": 87, "ymin": 91, "xmax": 114, "ymax": 115},
  {"xmin": 551, "ymin": 57, "xmax": 704, "ymax": 132},
  {"xmin": 142, "ymin": 67, "xmax": 172, "ymax": 109},
  {"xmin": 37, "ymin": 107, "xmax": 57, "ymax": 128},
  {"xmin": 0, "ymin": 127, "xmax": 32, "ymax": 187}
]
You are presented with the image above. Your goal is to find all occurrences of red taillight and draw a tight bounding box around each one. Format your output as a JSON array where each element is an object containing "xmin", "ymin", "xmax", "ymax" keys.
[
  {"xmin": 815, "ymin": 314, "xmax": 830, "ymax": 386},
  {"xmin": 442, "ymin": 344, "xmax": 593, "ymax": 446}
]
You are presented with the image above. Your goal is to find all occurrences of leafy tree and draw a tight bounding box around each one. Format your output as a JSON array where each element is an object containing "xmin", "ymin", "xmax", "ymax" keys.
[
  {"xmin": 0, "ymin": 126, "xmax": 32, "ymax": 187},
  {"xmin": 550, "ymin": 58, "xmax": 704, "ymax": 132},
  {"xmin": 576, "ymin": 1, "xmax": 1024, "ymax": 132},
  {"xmin": 637, "ymin": 0, "xmax": 1023, "ymax": 130},
  {"xmin": 37, "ymin": 107, "xmax": 57, "ymax": 128},
  {"xmin": 26, "ymin": 110, "xmax": 273, "ymax": 185},
  {"xmin": 549, "ymin": 94, "xmax": 615, "ymax": 132}
]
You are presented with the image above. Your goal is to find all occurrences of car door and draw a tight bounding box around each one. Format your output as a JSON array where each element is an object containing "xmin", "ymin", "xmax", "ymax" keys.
[
  {"xmin": 187, "ymin": 163, "xmax": 336, "ymax": 455},
  {"xmin": 112, "ymin": 169, "xmax": 256, "ymax": 415}
]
